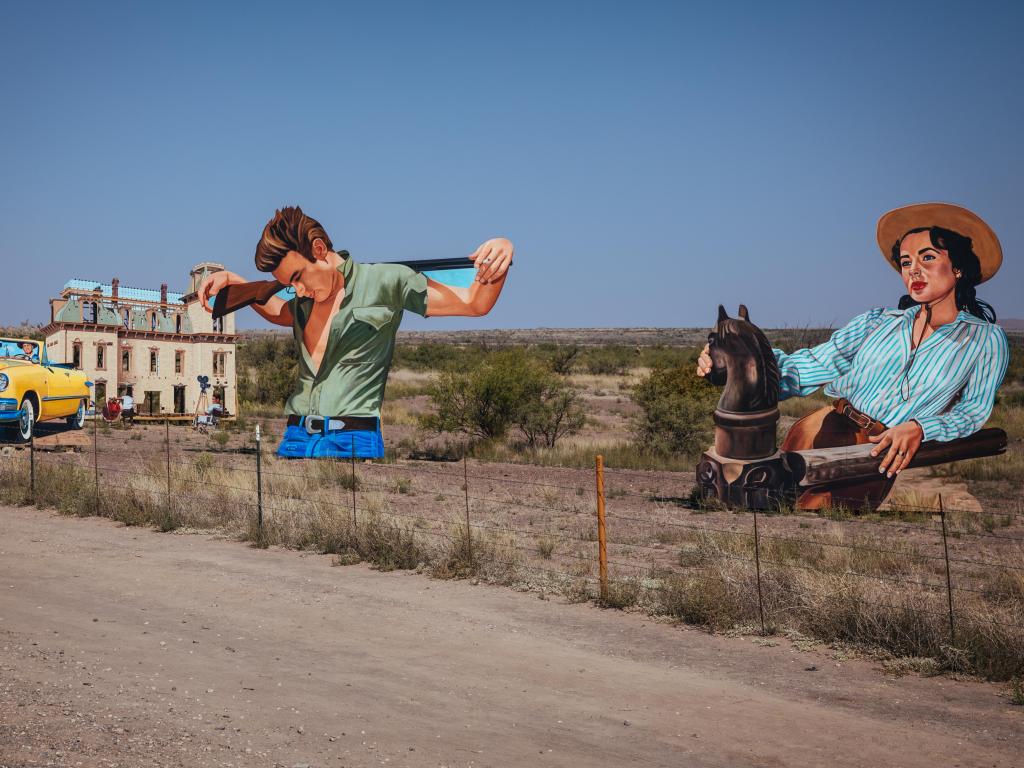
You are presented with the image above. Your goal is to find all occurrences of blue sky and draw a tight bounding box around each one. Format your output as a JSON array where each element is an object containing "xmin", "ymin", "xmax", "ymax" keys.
[{"xmin": 2, "ymin": 0, "xmax": 1022, "ymax": 331}]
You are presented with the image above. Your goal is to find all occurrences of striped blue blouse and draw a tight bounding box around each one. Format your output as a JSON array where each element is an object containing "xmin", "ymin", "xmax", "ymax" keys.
[{"xmin": 772, "ymin": 306, "xmax": 1009, "ymax": 442}]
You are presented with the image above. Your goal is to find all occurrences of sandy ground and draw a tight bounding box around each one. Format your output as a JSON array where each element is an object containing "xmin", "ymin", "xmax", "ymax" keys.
[{"xmin": 1, "ymin": 505, "xmax": 1022, "ymax": 768}]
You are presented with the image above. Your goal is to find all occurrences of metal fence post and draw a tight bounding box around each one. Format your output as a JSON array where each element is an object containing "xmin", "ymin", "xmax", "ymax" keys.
[
  {"xmin": 93, "ymin": 408, "xmax": 100, "ymax": 514},
  {"xmin": 29, "ymin": 431, "xmax": 36, "ymax": 501},
  {"xmin": 753, "ymin": 509, "xmax": 767, "ymax": 635},
  {"xmin": 938, "ymin": 494, "xmax": 956, "ymax": 646},
  {"xmin": 464, "ymin": 451, "xmax": 473, "ymax": 563},
  {"xmin": 595, "ymin": 454, "xmax": 608, "ymax": 602},
  {"xmin": 255, "ymin": 425, "xmax": 263, "ymax": 531},
  {"xmin": 350, "ymin": 440, "xmax": 357, "ymax": 530},
  {"xmin": 164, "ymin": 412, "xmax": 172, "ymax": 515}
]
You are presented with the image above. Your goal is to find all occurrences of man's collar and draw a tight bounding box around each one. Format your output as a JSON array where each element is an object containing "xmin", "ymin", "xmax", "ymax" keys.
[{"xmin": 337, "ymin": 251, "xmax": 355, "ymax": 284}]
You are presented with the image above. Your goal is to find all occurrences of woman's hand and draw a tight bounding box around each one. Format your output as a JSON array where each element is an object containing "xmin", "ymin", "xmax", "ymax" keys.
[
  {"xmin": 696, "ymin": 343, "xmax": 712, "ymax": 377},
  {"xmin": 868, "ymin": 420, "xmax": 924, "ymax": 477}
]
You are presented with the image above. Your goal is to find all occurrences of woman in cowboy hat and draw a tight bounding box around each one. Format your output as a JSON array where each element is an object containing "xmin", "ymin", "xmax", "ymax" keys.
[{"xmin": 697, "ymin": 202, "xmax": 1009, "ymax": 510}]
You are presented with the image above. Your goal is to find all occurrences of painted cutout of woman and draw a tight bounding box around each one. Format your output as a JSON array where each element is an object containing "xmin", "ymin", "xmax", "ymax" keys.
[{"xmin": 698, "ymin": 203, "xmax": 1009, "ymax": 511}]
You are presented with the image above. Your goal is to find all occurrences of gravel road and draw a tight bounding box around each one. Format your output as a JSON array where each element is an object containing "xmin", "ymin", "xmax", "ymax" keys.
[{"xmin": 1, "ymin": 505, "xmax": 1021, "ymax": 768}]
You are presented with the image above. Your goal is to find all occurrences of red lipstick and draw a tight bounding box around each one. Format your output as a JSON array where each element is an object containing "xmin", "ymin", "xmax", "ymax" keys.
[{"xmin": 911, "ymin": 281, "xmax": 926, "ymax": 292}]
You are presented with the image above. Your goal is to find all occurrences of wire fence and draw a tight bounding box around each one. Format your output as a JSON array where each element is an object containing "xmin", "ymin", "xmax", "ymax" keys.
[{"xmin": 2, "ymin": 415, "xmax": 1023, "ymax": 680}]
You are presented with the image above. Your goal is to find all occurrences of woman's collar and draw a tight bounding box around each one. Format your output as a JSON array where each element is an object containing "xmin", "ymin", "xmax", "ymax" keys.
[{"xmin": 883, "ymin": 305, "xmax": 985, "ymax": 326}]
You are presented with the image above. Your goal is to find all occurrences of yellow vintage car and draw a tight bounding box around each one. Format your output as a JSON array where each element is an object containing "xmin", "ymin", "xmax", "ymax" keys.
[{"xmin": 0, "ymin": 338, "xmax": 92, "ymax": 443}]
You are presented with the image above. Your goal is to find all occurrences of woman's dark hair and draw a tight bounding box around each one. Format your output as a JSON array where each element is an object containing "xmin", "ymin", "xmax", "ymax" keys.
[{"xmin": 890, "ymin": 226, "xmax": 997, "ymax": 322}]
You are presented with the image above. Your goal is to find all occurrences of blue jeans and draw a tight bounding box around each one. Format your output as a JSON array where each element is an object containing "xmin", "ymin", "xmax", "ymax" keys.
[{"xmin": 277, "ymin": 417, "xmax": 384, "ymax": 459}]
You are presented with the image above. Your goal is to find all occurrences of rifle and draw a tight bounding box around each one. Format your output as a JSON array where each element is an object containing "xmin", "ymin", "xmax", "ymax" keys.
[{"xmin": 210, "ymin": 256, "xmax": 475, "ymax": 320}]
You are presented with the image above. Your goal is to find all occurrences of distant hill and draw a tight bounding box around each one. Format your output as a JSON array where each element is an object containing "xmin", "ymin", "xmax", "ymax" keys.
[{"xmin": 1000, "ymin": 318, "xmax": 1024, "ymax": 331}]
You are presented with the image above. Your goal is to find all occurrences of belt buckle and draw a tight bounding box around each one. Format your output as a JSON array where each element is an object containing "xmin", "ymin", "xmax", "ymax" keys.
[
  {"xmin": 305, "ymin": 416, "xmax": 325, "ymax": 435},
  {"xmin": 844, "ymin": 406, "xmax": 871, "ymax": 430}
]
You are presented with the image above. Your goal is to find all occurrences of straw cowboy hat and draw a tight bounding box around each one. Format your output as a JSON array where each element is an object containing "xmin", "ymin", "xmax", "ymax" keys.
[{"xmin": 876, "ymin": 202, "xmax": 1002, "ymax": 283}]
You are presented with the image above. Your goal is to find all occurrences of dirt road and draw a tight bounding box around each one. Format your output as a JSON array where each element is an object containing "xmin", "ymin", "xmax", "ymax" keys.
[{"xmin": 1, "ymin": 506, "xmax": 1020, "ymax": 768}]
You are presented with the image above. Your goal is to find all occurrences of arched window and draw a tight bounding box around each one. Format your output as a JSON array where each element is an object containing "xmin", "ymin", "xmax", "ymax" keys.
[
  {"xmin": 150, "ymin": 311, "xmax": 157, "ymax": 331},
  {"xmin": 122, "ymin": 308, "xmax": 131, "ymax": 329},
  {"xmin": 72, "ymin": 342, "xmax": 82, "ymax": 369},
  {"xmin": 175, "ymin": 314, "xmax": 182, "ymax": 333}
]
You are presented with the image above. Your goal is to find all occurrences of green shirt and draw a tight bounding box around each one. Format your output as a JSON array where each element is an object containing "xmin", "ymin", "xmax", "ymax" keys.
[{"xmin": 286, "ymin": 255, "xmax": 428, "ymax": 418}]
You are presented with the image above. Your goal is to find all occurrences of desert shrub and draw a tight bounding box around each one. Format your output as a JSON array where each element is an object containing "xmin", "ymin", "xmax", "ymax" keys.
[
  {"xmin": 517, "ymin": 375, "xmax": 586, "ymax": 448},
  {"xmin": 393, "ymin": 343, "xmax": 489, "ymax": 371},
  {"xmin": 630, "ymin": 363, "xmax": 719, "ymax": 456},
  {"xmin": 236, "ymin": 335, "xmax": 299, "ymax": 407},
  {"xmin": 423, "ymin": 348, "xmax": 585, "ymax": 446}
]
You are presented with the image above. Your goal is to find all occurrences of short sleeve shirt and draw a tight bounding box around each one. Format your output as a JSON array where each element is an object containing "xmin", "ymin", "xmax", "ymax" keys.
[{"xmin": 286, "ymin": 256, "xmax": 428, "ymax": 418}]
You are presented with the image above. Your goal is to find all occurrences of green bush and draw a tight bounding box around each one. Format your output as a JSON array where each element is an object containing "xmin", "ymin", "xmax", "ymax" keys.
[
  {"xmin": 422, "ymin": 348, "xmax": 585, "ymax": 447},
  {"xmin": 236, "ymin": 335, "xmax": 299, "ymax": 407},
  {"xmin": 630, "ymin": 363, "xmax": 719, "ymax": 456}
]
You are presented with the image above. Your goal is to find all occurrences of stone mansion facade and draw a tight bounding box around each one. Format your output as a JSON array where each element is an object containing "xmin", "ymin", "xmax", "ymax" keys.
[{"xmin": 41, "ymin": 263, "xmax": 238, "ymax": 417}]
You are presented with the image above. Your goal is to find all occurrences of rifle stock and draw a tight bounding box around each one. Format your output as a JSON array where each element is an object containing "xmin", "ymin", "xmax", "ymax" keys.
[
  {"xmin": 211, "ymin": 280, "xmax": 282, "ymax": 320},
  {"xmin": 209, "ymin": 257, "xmax": 476, "ymax": 320}
]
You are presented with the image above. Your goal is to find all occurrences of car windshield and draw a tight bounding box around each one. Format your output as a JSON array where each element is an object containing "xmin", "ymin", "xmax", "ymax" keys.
[{"xmin": 0, "ymin": 338, "xmax": 40, "ymax": 361}]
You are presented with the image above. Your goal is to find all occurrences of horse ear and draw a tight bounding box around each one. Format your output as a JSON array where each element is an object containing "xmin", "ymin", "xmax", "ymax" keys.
[
  {"xmin": 738, "ymin": 304, "xmax": 750, "ymax": 321},
  {"xmin": 717, "ymin": 305, "xmax": 729, "ymax": 322}
]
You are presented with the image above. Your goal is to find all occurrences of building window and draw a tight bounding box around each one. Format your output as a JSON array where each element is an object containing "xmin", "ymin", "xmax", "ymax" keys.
[
  {"xmin": 122, "ymin": 308, "xmax": 131, "ymax": 329},
  {"xmin": 84, "ymin": 302, "xmax": 98, "ymax": 324},
  {"xmin": 213, "ymin": 315, "xmax": 224, "ymax": 333},
  {"xmin": 121, "ymin": 348, "xmax": 131, "ymax": 373},
  {"xmin": 175, "ymin": 350, "xmax": 184, "ymax": 374},
  {"xmin": 150, "ymin": 349, "xmax": 159, "ymax": 374},
  {"xmin": 150, "ymin": 312, "xmax": 158, "ymax": 331},
  {"xmin": 96, "ymin": 344, "xmax": 105, "ymax": 370},
  {"xmin": 175, "ymin": 314, "xmax": 182, "ymax": 333},
  {"xmin": 72, "ymin": 342, "xmax": 82, "ymax": 369},
  {"xmin": 213, "ymin": 351, "xmax": 226, "ymax": 377}
]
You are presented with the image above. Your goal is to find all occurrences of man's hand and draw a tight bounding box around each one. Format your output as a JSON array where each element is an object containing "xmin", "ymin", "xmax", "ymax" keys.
[
  {"xmin": 469, "ymin": 238, "xmax": 513, "ymax": 284},
  {"xmin": 696, "ymin": 343, "xmax": 712, "ymax": 377},
  {"xmin": 868, "ymin": 420, "xmax": 924, "ymax": 478},
  {"xmin": 198, "ymin": 271, "xmax": 243, "ymax": 313}
]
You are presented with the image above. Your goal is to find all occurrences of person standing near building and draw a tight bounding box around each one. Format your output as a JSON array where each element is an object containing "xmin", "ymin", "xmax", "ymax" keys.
[{"xmin": 120, "ymin": 389, "xmax": 135, "ymax": 427}]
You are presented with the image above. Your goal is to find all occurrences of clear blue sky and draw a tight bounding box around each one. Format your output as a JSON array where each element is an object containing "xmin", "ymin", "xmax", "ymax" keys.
[{"xmin": 2, "ymin": 0, "xmax": 1022, "ymax": 331}]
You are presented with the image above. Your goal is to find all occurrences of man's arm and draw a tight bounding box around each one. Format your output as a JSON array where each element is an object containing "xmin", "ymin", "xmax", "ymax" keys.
[
  {"xmin": 198, "ymin": 271, "xmax": 293, "ymax": 327},
  {"xmin": 425, "ymin": 238, "xmax": 513, "ymax": 318}
]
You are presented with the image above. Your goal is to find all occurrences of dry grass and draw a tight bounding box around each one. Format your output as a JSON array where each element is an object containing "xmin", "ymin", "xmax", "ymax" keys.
[{"xmin": 2, "ymin": 436, "xmax": 1022, "ymax": 681}]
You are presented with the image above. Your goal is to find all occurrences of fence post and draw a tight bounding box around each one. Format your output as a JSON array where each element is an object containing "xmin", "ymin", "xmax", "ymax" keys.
[
  {"xmin": 255, "ymin": 424, "xmax": 263, "ymax": 531},
  {"xmin": 753, "ymin": 509, "xmax": 767, "ymax": 635},
  {"xmin": 938, "ymin": 494, "xmax": 956, "ymax": 646},
  {"xmin": 595, "ymin": 454, "xmax": 608, "ymax": 602},
  {"xmin": 463, "ymin": 451, "xmax": 473, "ymax": 564},
  {"xmin": 92, "ymin": 409, "xmax": 100, "ymax": 514},
  {"xmin": 350, "ymin": 440, "xmax": 357, "ymax": 530},
  {"xmin": 164, "ymin": 412, "xmax": 172, "ymax": 515},
  {"xmin": 29, "ymin": 431, "xmax": 35, "ymax": 502}
]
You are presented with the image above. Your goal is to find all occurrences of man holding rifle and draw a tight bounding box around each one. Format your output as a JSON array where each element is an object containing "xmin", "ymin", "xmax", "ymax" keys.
[{"xmin": 199, "ymin": 206, "xmax": 513, "ymax": 459}]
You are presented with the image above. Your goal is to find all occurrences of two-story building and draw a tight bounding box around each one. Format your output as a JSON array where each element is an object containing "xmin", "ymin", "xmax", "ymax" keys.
[{"xmin": 41, "ymin": 263, "xmax": 238, "ymax": 417}]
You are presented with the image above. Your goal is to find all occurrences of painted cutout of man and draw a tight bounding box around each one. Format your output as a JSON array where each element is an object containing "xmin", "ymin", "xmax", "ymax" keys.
[
  {"xmin": 199, "ymin": 207, "xmax": 513, "ymax": 459},
  {"xmin": 19, "ymin": 342, "xmax": 39, "ymax": 361}
]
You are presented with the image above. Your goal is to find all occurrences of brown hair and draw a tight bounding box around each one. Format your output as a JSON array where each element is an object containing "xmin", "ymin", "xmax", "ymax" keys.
[{"xmin": 254, "ymin": 206, "xmax": 334, "ymax": 272}]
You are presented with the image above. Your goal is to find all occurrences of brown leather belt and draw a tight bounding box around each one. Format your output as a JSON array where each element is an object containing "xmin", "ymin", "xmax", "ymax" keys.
[
  {"xmin": 833, "ymin": 398, "xmax": 886, "ymax": 435},
  {"xmin": 286, "ymin": 415, "xmax": 379, "ymax": 434}
]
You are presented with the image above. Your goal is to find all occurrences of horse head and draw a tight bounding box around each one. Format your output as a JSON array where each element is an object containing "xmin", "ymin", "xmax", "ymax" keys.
[{"xmin": 707, "ymin": 304, "xmax": 780, "ymax": 414}]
